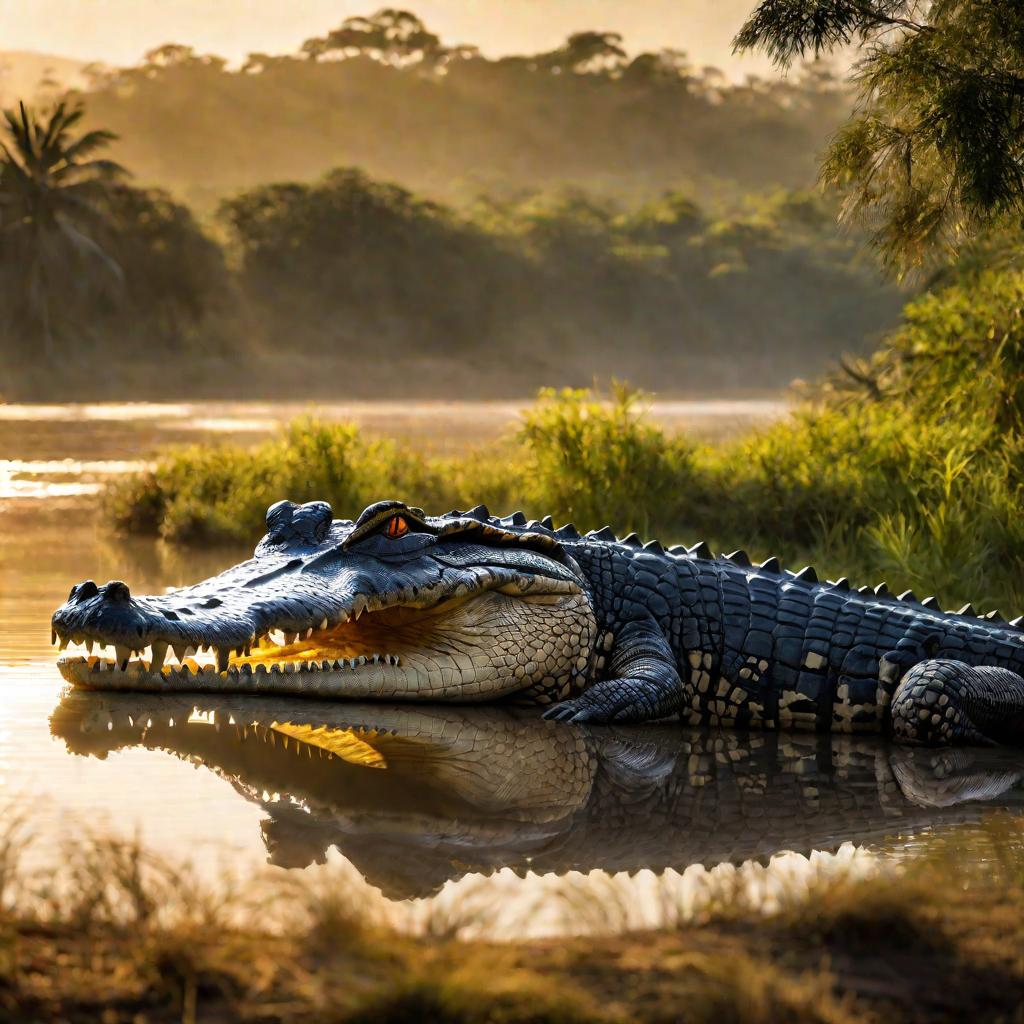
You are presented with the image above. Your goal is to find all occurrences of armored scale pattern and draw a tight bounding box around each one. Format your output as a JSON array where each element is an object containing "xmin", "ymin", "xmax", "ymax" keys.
[{"xmin": 562, "ymin": 528, "xmax": 1024, "ymax": 740}]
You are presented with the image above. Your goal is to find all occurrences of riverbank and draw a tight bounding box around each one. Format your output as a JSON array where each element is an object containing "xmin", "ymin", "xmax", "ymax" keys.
[
  {"xmin": 2, "ymin": 818, "xmax": 1021, "ymax": 1024},
  {"xmin": 106, "ymin": 365, "xmax": 1024, "ymax": 616}
]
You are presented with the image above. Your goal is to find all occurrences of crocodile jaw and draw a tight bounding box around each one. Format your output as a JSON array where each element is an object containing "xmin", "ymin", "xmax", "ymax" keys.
[{"xmin": 57, "ymin": 589, "xmax": 598, "ymax": 702}]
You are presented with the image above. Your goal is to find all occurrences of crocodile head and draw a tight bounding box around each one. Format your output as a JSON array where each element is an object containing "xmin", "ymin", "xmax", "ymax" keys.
[{"xmin": 52, "ymin": 499, "xmax": 598, "ymax": 702}]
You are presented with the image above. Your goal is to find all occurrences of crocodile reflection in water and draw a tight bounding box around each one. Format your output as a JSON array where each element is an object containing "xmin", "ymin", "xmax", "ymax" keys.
[{"xmin": 50, "ymin": 693, "xmax": 1024, "ymax": 900}]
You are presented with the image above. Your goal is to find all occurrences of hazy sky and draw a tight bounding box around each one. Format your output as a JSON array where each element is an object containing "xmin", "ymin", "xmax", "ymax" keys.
[{"xmin": 0, "ymin": 0, "xmax": 787, "ymax": 77}]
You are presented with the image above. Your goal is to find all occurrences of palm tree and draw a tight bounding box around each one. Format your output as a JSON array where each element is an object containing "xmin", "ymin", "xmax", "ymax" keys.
[{"xmin": 0, "ymin": 101, "xmax": 127, "ymax": 358}]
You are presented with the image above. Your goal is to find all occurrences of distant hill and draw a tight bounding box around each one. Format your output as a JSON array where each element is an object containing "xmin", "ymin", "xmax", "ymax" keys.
[
  {"xmin": 2, "ymin": 14, "xmax": 854, "ymax": 211},
  {"xmin": 0, "ymin": 50, "xmax": 95, "ymax": 106},
  {"xmin": 73, "ymin": 56, "xmax": 853, "ymax": 211}
]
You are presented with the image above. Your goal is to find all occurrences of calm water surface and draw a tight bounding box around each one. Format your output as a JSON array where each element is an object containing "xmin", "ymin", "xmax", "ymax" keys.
[{"xmin": 2, "ymin": 400, "xmax": 1023, "ymax": 935}]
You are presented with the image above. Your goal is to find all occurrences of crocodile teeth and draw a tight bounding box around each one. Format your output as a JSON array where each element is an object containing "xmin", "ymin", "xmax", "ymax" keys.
[
  {"xmin": 216, "ymin": 647, "xmax": 230, "ymax": 673},
  {"xmin": 114, "ymin": 645, "xmax": 131, "ymax": 670},
  {"xmin": 318, "ymin": 618, "xmax": 328, "ymax": 631},
  {"xmin": 150, "ymin": 641, "xmax": 167, "ymax": 675}
]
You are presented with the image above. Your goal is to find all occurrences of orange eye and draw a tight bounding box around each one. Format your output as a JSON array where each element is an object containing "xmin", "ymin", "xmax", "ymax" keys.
[{"xmin": 385, "ymin": 515, "xmax": 409, "ymax": 539}]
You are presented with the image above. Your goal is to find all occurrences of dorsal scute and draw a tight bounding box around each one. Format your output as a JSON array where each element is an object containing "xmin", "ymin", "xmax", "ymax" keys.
[
  {"xmin": 688, "ymin": 541, "xmax": 711, "ymax": 559},
  {"xmin": 725, "ymin": 549, "xmax": 751, "ymax": 567},
  {"xmin": 759, "ymin": 556, "xmax": 781, "ymax": 573}
]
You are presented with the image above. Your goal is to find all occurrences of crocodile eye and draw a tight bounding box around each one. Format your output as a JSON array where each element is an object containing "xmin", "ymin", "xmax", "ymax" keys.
[{"xmin": 385, "ymin": 515, "xmax": 409, "ymax": 539}]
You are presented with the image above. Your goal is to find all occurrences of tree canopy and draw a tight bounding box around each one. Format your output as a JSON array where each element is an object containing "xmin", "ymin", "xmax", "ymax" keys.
[
  {"xmin": 216, "ymin": 168, "xmax": 902, "ymax": 390},
  {"xmin": 0, "ymin": 101, "xmax": 125, "ymax": 355},
  {"xmin": 735, "ymin": 0, "xmax": 1024, "ymax": 271},
  {"xmin": 0, "ymin": 100, "xmax": 230, "ymax": 380},
  {"xmin": 69, "ymin": 12, "xmax": 852, "ymax": 210}
]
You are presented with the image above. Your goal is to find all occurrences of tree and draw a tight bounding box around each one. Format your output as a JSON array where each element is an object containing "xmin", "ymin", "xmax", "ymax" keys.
[
  {"xmin": 735, "ymin": 0, "xmax": 1024, "ymax": 272},
  {"xmin": 301, "ymin": 9, "xmax": 447, "ymax": 68},
  {"xmin": 538, "ymin": 32, "xmax": 628, "ymax": 75},
  {"xmin": 0, "ymin": 101, "xmax": 126, "ymax": 356}
]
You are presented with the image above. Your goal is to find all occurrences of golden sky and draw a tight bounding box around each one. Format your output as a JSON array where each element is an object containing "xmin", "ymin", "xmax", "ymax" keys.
[{"xmin": 0, "ymin": 0, "xmax": 789, "ymax": 77}]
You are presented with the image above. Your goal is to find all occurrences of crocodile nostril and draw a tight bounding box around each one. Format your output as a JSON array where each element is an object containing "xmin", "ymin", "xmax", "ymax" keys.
[
  {"xmin": 103, "ymin": 580, "xmax": 131, "ymax": 603},
  {"xmin": 293, "ymin": 501, "xmax": 333, "ymax": 542},
  {"xmin": 266, "ymin": 499, "xmax": 297, "ymax": 540}
]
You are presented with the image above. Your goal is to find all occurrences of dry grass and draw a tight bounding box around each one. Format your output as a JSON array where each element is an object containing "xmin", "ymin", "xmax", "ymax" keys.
[{"xmin": 0, "ymin": 815, "xmax": 1020, "ymax": 1023}]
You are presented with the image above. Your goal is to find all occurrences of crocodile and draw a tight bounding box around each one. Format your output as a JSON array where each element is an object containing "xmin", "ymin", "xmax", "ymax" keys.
[
  {"xmin": 50, "ymin": 693, "xmax": 1024, "ymax": 900},
  {"xmin": 51, "ymin": 497, "xmax": 1024, "ymax": 746}
]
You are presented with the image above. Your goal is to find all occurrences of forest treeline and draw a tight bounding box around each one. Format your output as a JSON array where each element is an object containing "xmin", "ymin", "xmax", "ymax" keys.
[
  {"xmin": 69, "ymin": 10, "xmax": 853, "ymax": 210},
  {"xmin": 0, "ymin": 9, "xmax": 900, "ymax": 399},
  {"xmin": 0, "ymin": 116, "xmax": 901, "ymax": 398}
]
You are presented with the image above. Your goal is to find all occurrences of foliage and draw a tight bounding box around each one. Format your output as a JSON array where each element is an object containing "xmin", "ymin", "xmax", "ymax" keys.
[
  {"xmin": 216, "ymin": 170, "xmax": 901, "ymax": 387},
  {"xmin": 515, "ymin": 385, "xmax": 695, "ymax": 537},
  {"xmin": 0, "ymin": 95, "xmax": 901, "ymax": 396},
  {"xmin": 0, "ymin": 100, "xmax": 233, "ymax": 384},
  {"xmin": 735, "ymin": 0, "xmax": 1024, "ymax": 272},
  {"xmin": 109, "ymin": 419, "xmax": 446, "ymax": 544},
  {"xmin": 108, "ymin": 261, "xmax": 1024, "ymax": 613},
  {"xmin": 0, "ymin": 100, "xmax": 125, "ymax": 357},
  {"xmin": 75, "ymin": 16, "xmax": 855, "ymax": 208}
]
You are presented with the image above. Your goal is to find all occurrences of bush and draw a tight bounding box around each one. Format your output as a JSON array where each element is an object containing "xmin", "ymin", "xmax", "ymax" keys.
[{"xmin": 107, "ymin": 265, "xmax": 1024, "ymax": 614}]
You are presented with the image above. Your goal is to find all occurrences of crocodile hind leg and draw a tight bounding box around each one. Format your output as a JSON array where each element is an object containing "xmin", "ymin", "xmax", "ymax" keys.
[
  {"xmin": 891, "ymin": 659, "xmax": 1024, "ymax": 746},
  {"xmin": 542, "ymin": 618, "xmax": 682, "ymax": 724}
]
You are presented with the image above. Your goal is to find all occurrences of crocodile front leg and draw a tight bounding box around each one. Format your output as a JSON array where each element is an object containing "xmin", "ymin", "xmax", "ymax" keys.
[
  {"xmin": 542, "ymin": 618, "xmax": 683, "ymax": 724},
  {"xmin": 892, "ymin": 660, "xmax": 1024, "ymax": 745}
]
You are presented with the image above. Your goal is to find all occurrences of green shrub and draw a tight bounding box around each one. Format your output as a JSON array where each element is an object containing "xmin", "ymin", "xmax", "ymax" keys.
[
  {"xmin": 516, "ymin": 384, "xmax": 696, "ymax": 536},
  {"xmin": 106, "ymin": 267, "xmax": 1024, "ymax": 614}
]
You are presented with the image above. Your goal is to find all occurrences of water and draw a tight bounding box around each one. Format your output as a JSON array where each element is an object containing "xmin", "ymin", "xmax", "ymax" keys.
[{"xmin": 2, "ymin": 399, "xmax": 1023, "ymax": 935}]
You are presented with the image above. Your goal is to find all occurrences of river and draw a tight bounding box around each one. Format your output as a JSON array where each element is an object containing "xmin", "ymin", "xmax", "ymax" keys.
[{"xmin": 2, "ymin": 399, "xmax": 1023, "ymax": 937}]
